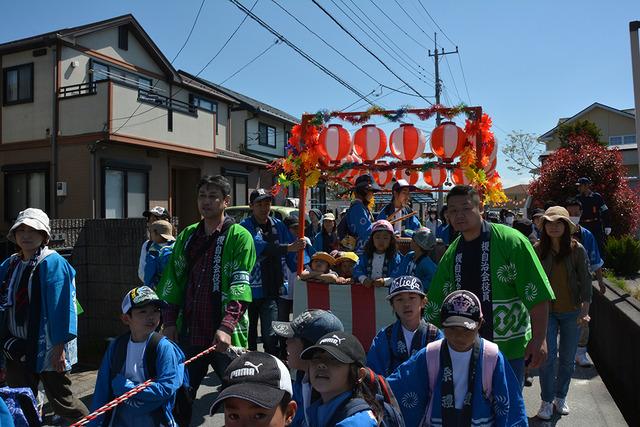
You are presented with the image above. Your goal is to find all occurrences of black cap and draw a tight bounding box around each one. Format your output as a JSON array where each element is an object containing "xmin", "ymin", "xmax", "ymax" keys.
[
  {"xmin": 272, "ymin": 309, "xmax": 344, "ymax": 344},
  {"xmin": 441, "ymin": 290, "xmax": 483, "ymax": 330},
  {"xmin": 353, "ymin": 174, "xmax": 382, "ymax": 192},
  {"xmin": 531, "ymin": 208, "xmax": 545, "ymax": 218},
  {"xmin": 210, "ymin": 352, "xmax": 293, "ymax": 414},
  {"xmin": 576, "ymin": 177, "xmax": 592, "ymax": 185},
  {"xmin": 300, "ymin": 331, "xmax": 366, "ymax": 366},
  {"xmin": 250, "ymin": 188, "xmax": 274, "ymax": 204}
]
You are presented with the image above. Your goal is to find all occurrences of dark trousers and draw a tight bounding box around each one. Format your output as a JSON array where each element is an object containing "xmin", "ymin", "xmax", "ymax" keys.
[
  {"xmin": 277, "ymin": 298, "xmax": 293, "ymax": 359},
  {"xmin": 180, "ymin": 344, "xmax": 233, "ymax": 397},
  {"xmin": 248, "ymin": 297, "xmax": 279, "ymax": 355},
  {"xmin": 5, "ymin": 359, "xmax": 89, "ymax": 422}
]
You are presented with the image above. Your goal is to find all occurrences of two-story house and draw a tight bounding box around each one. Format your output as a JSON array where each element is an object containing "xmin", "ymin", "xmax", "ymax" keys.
[
  {"xmin": 0, "ymin": 14, "xmax": 294, "ymax": 235},
  {"xmin": 538, "ymin": 102, "xmax": 638, "ymax": 184}
]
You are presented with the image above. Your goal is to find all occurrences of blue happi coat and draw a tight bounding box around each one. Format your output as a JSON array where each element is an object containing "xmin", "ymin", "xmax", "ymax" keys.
[
  {"xmin": 346, "ymin": 200, "xmax": 374, "ymax": 255},
  {"xmin": 367, "ymin": 319, "xmax": 443, "ymax": 376},
  {"xmin": 391, "ymin": 251, "xmax": 438, "ymax": 292},
  {"xmin": 88, "ymin": 334, "xmax": 186, "ymax": 427},
  {"xmin": 377, "ymin": 204, "xmax": 421, "ymax": 234},
  {"xmin": 353, "ymin": 252, "xmax": 402, "ymax": 284},
  {"xmin": 387, "ymin": 338, "xmax": 528, "ymax": 427},
  {"xmin": 578, "ymin": 226, "xmax": 604, "ymax": 272},
  {"xmin": 0, "ymin": 249, "xmax": 79, "ymax": 373},
  {"xmin": 306, "ymin": 390, "xmax": 377, "ymax": 427}
]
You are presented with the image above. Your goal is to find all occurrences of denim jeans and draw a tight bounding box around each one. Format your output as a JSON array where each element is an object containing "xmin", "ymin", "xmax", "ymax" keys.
[
  {"xmin": 248, "ymin": 297, "xmax": 279, "ymax": 355},
  {"xmin": 539, "ymin": 310, "xmax": 580, "ymax": 402}
]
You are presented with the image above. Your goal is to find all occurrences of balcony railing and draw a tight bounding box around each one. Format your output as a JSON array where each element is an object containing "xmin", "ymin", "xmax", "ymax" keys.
[
  {"xmin": 138, "ymin": 89, "xmax": 196, "ymax": 116},
  {"xmin": 59, "ymin": 82, "xmax": 97, "ymax": 98}
]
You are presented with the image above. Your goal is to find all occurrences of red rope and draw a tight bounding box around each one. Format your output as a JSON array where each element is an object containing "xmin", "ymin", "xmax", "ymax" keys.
[{"xmin": 70, "ymin": 344, "xmax": 227, "ymax": 426}]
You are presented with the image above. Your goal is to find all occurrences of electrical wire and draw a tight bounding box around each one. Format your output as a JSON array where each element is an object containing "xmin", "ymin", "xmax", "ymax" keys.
[
  {"xmin": 457, "ymin": 53, "xmax": 472, "ymax": 104},
  {"xmin": 443, "ymin": 55, "xmax": 463, "ymax": 104},
  {"xmin": 339, "ymin": 0, "xmax": 435, "ymax": 82},
  {"xmin": 112, "ymin": 0, "xmax": 209, "ymax": 132},
  {"xmin": 367, "ymin": 0, "xmax": 429, "ymax": 51},
  {"xmin": 390, "ymin": 0, "xmax": 436, "ymax": 44},
  {"xmin": 219, "ymin": 39, "xmax": 280, "ymax": 85},
  {"xmin": 110, "ymin": 0, "xmax": 260, "ymax": 128},
  {"xmin": 416, "ymin": 0, "xmax": 456, "ymax": 47},
  {"xmin": 311, "ymin": 0, "xmax": 432, "ymax": 105},
  {"xmin": 228, "ymin": 0, "xmax": 375, "ymax": 105}
]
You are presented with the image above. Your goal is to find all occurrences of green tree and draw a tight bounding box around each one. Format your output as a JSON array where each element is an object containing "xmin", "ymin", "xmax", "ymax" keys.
[{"xmin": 557, "ymin": 119, "xmax": 604, "ymax": 147}]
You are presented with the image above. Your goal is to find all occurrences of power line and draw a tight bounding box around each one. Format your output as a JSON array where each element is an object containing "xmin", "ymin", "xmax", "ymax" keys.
[
  {"xmin": 416, "ymin": 0, "xmax": 456, "ymax": 47},
  {"xmin": 457, "ymin": 53, "xmax": 471, "ymax": 104},
  {"xmin": 311, "ymin": 0, "xmax": 432, "ymax": 105},
  {"xmin": 111, "ymin": 0, "xmax": 260, "ymax": 128},
  {"xmin": 390, "ymin": 0, "xmax": 436, "ymax": 44},
  {"xmin": 367, "ymin": 0, "xmax": 429, "ymax": 51},
  {"xmin": 338, "ymin": 0, "xmax": 435, "ymax": 82},
  {"xmin": 228, "ymin": 0, "xmax": 375, "ymax": 105},
  {"xmin": 219, "ymin": 39, "xmax": 280, "ymax": 85},
  {"xmin": 443, "ymin": 55, "xmax": 463, "ymax": 104},
  {"xmin": 112, "ymin": 0, "xmax": 209, "ymax": 132}
]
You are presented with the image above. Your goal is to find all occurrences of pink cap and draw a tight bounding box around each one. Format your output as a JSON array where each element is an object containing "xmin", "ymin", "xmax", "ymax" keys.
[{"xmin": 371, "ymin": 219, "xmax": 394, "ymax": 235}]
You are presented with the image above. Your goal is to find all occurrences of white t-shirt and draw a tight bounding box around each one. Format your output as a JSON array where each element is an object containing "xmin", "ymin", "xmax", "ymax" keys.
[
  {"xmin": 124, "ymin": 339, "xmax": 147, "ymax": 384},
  {"xmin": 359, "ymin": 252, "xmax": 393, "ymax": 285},
  {"xmin": 449, "ymin": 347, "xmax": 473, "ymax": 409},
  {"xmin": 401, "ymin": 325, "xmax": 416, "ymax": 353}
]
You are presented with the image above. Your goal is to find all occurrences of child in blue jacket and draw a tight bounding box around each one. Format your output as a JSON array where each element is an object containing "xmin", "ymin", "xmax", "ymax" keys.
[
  {"xmin": 367, "ymin": 276, "xmax": 442, "ymax": 376},
  {"xmin": 387, "ymin": 290, "xmax": 527, "ymax": 427},
  {"xmin": 89, "ymin": 286, "xmax": 186, "ymax": 427},
  {"xmin": 301, "ymin": 331, "xmax": 382, "ymax": 426},
  {"xmin": 392, "ymin": 227, "xmax": 438, "ymax": 292},
  {"xmin": 353, "ymin": 220, "xmax": 401, "ymax": 288},
  {"xmin": 143, "ymin": 220, "xmax": 175, "ymax": 288}
]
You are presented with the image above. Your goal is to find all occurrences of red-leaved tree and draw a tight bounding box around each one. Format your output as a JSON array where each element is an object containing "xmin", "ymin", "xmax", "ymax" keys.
[{"xmin": 528, "ymin": 133, "xmax": 640, "ymax": 236}]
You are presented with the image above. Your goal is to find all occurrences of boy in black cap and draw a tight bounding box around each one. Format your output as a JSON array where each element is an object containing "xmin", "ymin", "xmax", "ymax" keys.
[
  {"xmin": 387, "ymin": 290, "xmax": 527, "ymax": 427},
  {"xmin": 210, "ymin": 351, "xmax": 297, "ymax": 426},
  {"xmin": 338, "ymin": 175, "xmax": 381, "ymax": 255},
  {"xmin": 367, "ymin": 275, "xmax": 442, "ymax": 376},
  {"xmin": 89, "ymin": 286, "xmax": 186, "ymax": 427},
  {"xmin": 272, "ymin": 309, "xmax": 344, "ymax": 427}
]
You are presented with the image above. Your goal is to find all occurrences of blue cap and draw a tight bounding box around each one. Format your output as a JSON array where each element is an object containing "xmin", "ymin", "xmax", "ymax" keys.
[
  {"xmin": 576, "ymin": 177, "xmax": 592, "ymax": 185},
  {"xmin": 387, "ymin": 275, "xmax": 425, "ymax": 300},
  {"xmin": 272, "ymin": 309, "xmax": 344, "ymax": 344}
]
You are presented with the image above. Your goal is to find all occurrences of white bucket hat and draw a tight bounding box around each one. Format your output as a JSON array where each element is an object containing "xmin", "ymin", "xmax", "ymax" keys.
[{"xmin": 7, "ymin": 208, "xmax": 51, "ymax": 243}]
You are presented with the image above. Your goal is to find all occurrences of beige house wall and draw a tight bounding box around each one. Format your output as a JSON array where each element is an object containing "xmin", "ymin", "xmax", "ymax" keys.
[
  {"xmin": 243, "ymin": 114, "xmax": 289, "ymax": 158},
  {"xmin": 59, "ymin": 81, "xmax": 109, "ymax": 135},
  {"xmin": 1, "ymin": 48, "xmax": 54, "ymax": 143}
]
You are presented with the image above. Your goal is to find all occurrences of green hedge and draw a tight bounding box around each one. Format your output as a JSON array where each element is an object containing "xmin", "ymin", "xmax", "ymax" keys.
[{"xmin": 604, "ymin": 235, "xmax": 640, "ymax": 277}]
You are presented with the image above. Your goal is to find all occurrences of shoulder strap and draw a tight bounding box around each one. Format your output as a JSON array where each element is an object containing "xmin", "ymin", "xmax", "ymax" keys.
[
  {"xmin": 327, "ymin": 397, "xmax": 372, "ymax": 426},
  {"xmin": 425, "ymin": 323, "xmax": 439, "ymax": 344},
  {"xmin": 481, "ymin": 339, "xmax": 499, "ymax": 400},
  {"xmin": 144, "ymin": 332, "xmax": 163, "ymax": 379},
  {"xmin": 384, "ymin": 323, "xmax": 396, "ymax": 375},
  {"xmin": 425, "ymin": 340, "xmax": 442, "ymax": 424},
  {"xmin": 145, "ymin": 240, "xmax": 152, "ymax": 252},
  {"xmin": 109, "ymin": 333, "xmax": 131, "ymax": 380}
]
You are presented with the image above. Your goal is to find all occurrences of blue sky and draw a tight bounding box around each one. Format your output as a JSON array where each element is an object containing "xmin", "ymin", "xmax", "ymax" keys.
[{"xmin": 2, "ymin": 0, "xmax": 639, "ymax": 188}]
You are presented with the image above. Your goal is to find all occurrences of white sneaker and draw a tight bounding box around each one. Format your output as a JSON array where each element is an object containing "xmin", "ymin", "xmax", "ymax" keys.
[
  {"xmin": 554, "ymin": 397, "xmax": 570, "ymax": 415},
  {"xmin": 575, "ymin": 347, "xmax": 593, "ymax": 367},
  {"xmin": 537, "ymin": 401, "xmax": 554, "ymax": 420}
]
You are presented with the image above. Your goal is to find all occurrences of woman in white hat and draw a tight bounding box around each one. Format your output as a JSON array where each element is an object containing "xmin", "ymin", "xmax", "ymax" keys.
[
  {"xmin": 0, "ymin": 208, "xmax": 88, "ymax": 422},
  {"xmin": 533, "ymin": 206, "xmax": 592, "ymax": 421}
]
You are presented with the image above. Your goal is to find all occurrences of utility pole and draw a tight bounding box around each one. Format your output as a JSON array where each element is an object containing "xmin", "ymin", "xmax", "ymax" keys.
[
  {"xmin": 428, "ymin": 33, "xmax": 458, "ymax": 209},
  {"xmin": 630, "ymin": 21, "xmax": 640, "ymax": 183}
]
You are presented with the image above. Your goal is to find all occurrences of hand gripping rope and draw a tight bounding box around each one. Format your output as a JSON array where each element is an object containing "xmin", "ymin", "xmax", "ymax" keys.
[{"xmin": 70, "ymin": 344, "xmax": 244, "ymax": 426}]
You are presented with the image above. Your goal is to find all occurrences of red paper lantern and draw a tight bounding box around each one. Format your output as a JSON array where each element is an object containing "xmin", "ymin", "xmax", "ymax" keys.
[
  {"xmin": 430, "ymin": 121, "xmax": 466, "ymax": 162},
  {"xmin": 423, "ymin": 167, "xmax": 447, "ymax": 188},
  {"xmin": 318, "ymin": 124, "xmax": 352, "ymax": 163},
  {"xmin": 451, "ymin": 168, "xmax": 470, "ymax": 185},
  {"xmin": 354, "ymin": 124, "xmax": 387, "ymax": 161},
  {"xmin": 395, "ymin": 168, "xmax": 419, "ymax": 186},
  {"xmin": 373, "ymin": 161, "xmax": 393, "ymax": 187},
  {"xmin": 389, "ymin": 124, "xmax": 426, "ymax": 161}
]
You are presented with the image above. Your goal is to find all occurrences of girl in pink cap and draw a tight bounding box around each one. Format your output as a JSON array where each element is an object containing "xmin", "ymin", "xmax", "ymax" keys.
[{"xmin": 353, "ymin": 220, "xmax": 401, "ymax": 288}]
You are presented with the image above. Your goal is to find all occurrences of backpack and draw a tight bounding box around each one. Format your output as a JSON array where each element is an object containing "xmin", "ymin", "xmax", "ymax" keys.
[
  {"xmin": 109, "ymin": 332, "xmax": 192, "ymax": 427},
  {"xmin": 424, "ymin": 339, "xmax": 499, "ymax": 423},
  {"xmin": 326, "ymin": 367, "xmax": 406, "ymax": 427},
  {"xmin": 384, "ymin": 322, "xmax": 439, "ymax": 377}
]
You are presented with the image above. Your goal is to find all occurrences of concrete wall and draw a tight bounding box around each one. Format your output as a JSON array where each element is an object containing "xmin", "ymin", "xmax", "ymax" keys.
[
  {"xmin": 589, "ymin": 281, "xmax": 640, "ymax": 426},
  {"xmin": 59, "ymin": 80, "xmax": 109, "ymax": 135},
  {"xmin": 1, "ymin": 48, "xmax": 55, "ymax": 143}
]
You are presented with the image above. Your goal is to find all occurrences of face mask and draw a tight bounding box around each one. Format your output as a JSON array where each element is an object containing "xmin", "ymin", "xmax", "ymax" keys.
[
  {"xmin": 569, "ymin": 216, "xmax": 581, "ymax": 225},
  {"xmin": 504, "ymin": 216, "xmax": 514, "ymax": 226}
]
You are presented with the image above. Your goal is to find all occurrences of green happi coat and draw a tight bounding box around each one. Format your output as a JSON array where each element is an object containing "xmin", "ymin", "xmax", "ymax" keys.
[
  {"xmin": 426, "ymin": 222, "xmax": 554, "ymax": 360},
  {"xmin": 156, "ymin": 221, "xmax": 256, "ymax": 348}
]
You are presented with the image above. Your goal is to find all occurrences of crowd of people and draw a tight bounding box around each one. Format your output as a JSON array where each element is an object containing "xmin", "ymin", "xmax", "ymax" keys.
[{"xmin": 0, "ymin": 173, "xmax": 609, "ymax": 426}]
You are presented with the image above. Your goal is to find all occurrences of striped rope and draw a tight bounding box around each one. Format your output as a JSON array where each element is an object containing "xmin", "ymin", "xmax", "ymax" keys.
[{"xmin": 70, "ymin": 344, "xmax": 243, "ymax": 426}]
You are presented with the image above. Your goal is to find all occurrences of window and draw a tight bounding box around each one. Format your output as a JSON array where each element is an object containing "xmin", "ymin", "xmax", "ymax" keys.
[
  {"xmin": 2, "ymin": 163, "xmax": 49, "ymax": 221},
  {"xmin": 118, "ymin": 25, "xmax": 129, "ymax": 50},
  {"xmin": 91, "ymin": 60, "xmax": 152, "ymax": 90},
  {"xmin": 259, "ymin": 123, "xmax": 276, "ymax": 148},
  {"xmin": 223, "ymin": 169, "xmax": 248, "ymax": 205},
  {"xmin": 190, "ymin": 94, "xmax": 218, "ymax": 132},
  {"xmin": 103, "ymin": 162, "xmax": 149, "ymax": 218},
  {"xmin": 609, "ymin": 135, "xmax": 637, "ymax": 146},
  {"xmin": 3, "ymin": 63, "xmax": 33, "ymax": 105}
]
